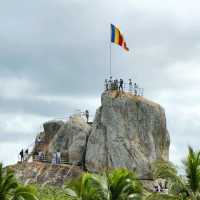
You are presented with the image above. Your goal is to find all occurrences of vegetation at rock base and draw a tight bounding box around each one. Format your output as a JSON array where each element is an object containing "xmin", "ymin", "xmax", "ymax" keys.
[
  {"xmin": 36, "ymin": 186, "xmax": 66, "ymax": 200},
  {"xmin": 64, "ymin": 168, "xmax": 142, "ymax": 200},
  {"xmin": 0, "ymin": 163, "xmax": 38, "ymax": 200},
  {"xmin": 147, "ymin": 146, "xmax": 200, "ymax": 200},
  {"xmin": 3, "ymin": 146, "xmax": 200, "ymax": 200}
]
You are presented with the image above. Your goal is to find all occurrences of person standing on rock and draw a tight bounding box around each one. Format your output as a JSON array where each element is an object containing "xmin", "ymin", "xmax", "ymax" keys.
[
  {"xmin": 116, "ymin": 79, "xmax": 119, "ymax": 90},
  {"xmin": 104, "ymin": 79, "xmax": 108, "ymax": 91},
  {"xmin": 35, "ymin": 136, "xmax": 41, "ymax": 147},
  {"xmin": 85, "ymin": 110, "xmax": 89, "ymax": 123},
  {"xmin": 114, "ymin": 79, "xmax": 118, "ymax": 90},
  {"xmin": 24, "ymin": 149, "xmax": 29, "ymax": 161},
  {"xmin": 52, "ymin": 152, "xmax": 57, "ymax": 164},
  {"xmin": 141, "ymin": 88, "xmax": 144, "ymax": 96},
  {"xmin": 134, "ymin": 83, "xmax": 138, "ymax": 96},
  {"xmin": 19, "ymin": 149, "xmax": 24, "ymax": 163},
  {"xmin": 108, "ymin": 76, "xmax": 113, "ymax": 90},
  {"xmin": 129, "ymin": 79, "xmax": 133, "ymax": 92},
  {"xmin": 56, "ymin": 151, "xmax": 61, "ymax": 164},
  {"xmin": 119, "ymin": 79, "xmax": 124, "ymax": 92}
]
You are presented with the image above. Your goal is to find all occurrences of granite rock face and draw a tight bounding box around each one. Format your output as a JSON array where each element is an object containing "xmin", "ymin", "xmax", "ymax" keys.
[
  {"xmin": 9, "ymin": 162, "xmax": 82, "ymax": 186},
  {"xmin": 85, "ymin": 91, "xmax": 170, "ymax": 178},
  {"xmin": 13, "ymin": 91, "xmax": 170, "ymax": 185},
  {"xmin": 48, "ymin": 117, "xmax": 91, "ymax": 165}
]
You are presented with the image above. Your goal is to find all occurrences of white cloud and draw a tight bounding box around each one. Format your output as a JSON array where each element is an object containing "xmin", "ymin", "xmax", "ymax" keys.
[
  {"xmin": 0, "ymin": 77, "xmax": 38, "ymax": 99},
  {"xmin": 166, "ymin": 61, "xmax": 200, "ymax": 86},
  {"xmin": 0, "ymin": 113, "xmax": 49, "ymax": 136}
]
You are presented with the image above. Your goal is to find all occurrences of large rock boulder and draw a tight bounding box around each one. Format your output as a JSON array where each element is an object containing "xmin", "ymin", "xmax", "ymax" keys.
[
  {"xmin": 48, "ymin": 116, "xmax": 91, "ymax": 166},
  {"xmin": 33, "ymin": 120, "xmax": 64, "ymax": 153},
  {"xmin": 85, "ymin": 91, "xmax": 170, "ymax": 178},
  {"xmin": 43, "ymin": 120, "xmax": 64, "ymax": 138}
]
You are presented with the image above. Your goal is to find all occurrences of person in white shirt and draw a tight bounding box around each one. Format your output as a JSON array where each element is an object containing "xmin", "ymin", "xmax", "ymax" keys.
[
  {"xmin": 56, "ymin": 151, "xmax": 61, "ymax": 164},
  {"xmin": 129, "ymin": 79, "xmax": 133, "ymax": 92}
]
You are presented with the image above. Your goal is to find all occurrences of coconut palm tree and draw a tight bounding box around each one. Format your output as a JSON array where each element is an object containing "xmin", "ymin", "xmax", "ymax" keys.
[
  {"xmin": 107, "ymin": 168, "xmax": 142, "ymax": 200},
  {"xmin": 0, "ymin": 163, "xmax": 38, "ymax": 200},
  {"xmin": 64, "ymin": 168, "xmax": 143, "ymax": 200},
  {"xmin": 146, "ymin": 146, "xmax": 200, "ymax": 200},
  {"xmin": 65, "ymin": 172, "xmax": 110, "ymax": 200}
]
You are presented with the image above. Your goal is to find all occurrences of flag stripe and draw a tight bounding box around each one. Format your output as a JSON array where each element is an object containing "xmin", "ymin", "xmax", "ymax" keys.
[
  {"xmin": 119, "ymin": 34, "xmax": 123, "ymax": 46},
  {"xmin": 114, "ymin": 28, "xmax": 120, "ymax": 44},
  {"xmin": 111, "ymin": 24, "xmax": 115, "ymax": 42}
]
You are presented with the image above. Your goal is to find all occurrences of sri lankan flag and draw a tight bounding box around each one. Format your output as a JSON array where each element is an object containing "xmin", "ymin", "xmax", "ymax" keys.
[{"xmin": 111, "ymin": 24, "xmax": 129, "ymax": 51}]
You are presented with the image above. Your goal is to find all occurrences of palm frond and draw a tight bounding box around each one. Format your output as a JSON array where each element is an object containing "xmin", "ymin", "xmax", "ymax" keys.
[
  {"xmin": 151, "ymin": 160, "xmax": 188, "ymax": 199},
  {"xmin": 145, "ymin": 193, "xmax": 180, "ymax": 200},
  {"xmin": 11, "ymin": 185, "xmax": 39, "ymax": 200},
  {"xmin": 107, "ymin": 168, "xmax": 142, "ymax": 200},
  {"xmin": 65, "ymin": 172, "xmax": 110, "ymax": 200},
  {"xmin": 184, "ymin": 146, "xmax": 200, "ymax": 193}
]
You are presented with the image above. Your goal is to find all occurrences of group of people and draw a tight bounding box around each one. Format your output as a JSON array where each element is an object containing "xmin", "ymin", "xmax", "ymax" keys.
[
  {"xmin": 51, "ymin": 151, "xmax": 61, "ymax": 164},
  {"xmin": 32, "ymin": 150, "xmax": 61, "ymax": 164},
  {"xmin": 19, "ymin": 149, "xmax": 29, "ymax": 162},
  {"xmin": 153, "ymin": 180, "xmax": 168, "ymax": 193},
  {"xmin": 33, "ymin": 151, "xmax": 45, "ymax": 161},
  {"xmin": 104, "ymin": 77, "xmax": 144, "ymax": 96}
]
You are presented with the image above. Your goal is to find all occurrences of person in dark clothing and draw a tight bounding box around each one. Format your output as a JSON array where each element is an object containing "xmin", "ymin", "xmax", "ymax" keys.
[
  {"xmin": 108, "ymin": 76, "xmax": 113, "ymax": 90},
  {"xmin": 113, "ymin": 79, "xmax": 117, "ymax": 90},
  {"xmin": 134, "ymin": 83, "xmax": 138, "ymax": 96},
  {"xmin": 119, "ymin": 79, "xmax": 124, "ymax": 91},
  {"xmin": 25, "ymin": 149, "xmax": 29, "ymax": 161},
  {"xmin": 104, "ymin": 79, "xmax": 108, "ymax": 91},
  {"xmin": 85, "ymin": 110, "xmax": 89, "ymax": 123},
  {"xmin": 116, "ymin": 79, "xmax": 119, "ymax": 90},
  {"xmin": 19, "ymin": 149, "xmax": 24, "ymax": 163},
  {"xmin": 33, "ymin": 150, "xmax": 39, "ymax": 161},
  {"xmin": 25, "ymin": 149, "xmax": 28, "ymax": 155}
]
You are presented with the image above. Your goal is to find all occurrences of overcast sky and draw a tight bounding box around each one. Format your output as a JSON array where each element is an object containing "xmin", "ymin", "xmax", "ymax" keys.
[{"xmin": 0, "ymin": 0, "xmax": 200, "ymax": 169}]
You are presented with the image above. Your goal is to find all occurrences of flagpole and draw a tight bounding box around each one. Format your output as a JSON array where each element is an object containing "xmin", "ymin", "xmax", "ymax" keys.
[
  {"xmin": 109, "ymin": 23, "xmax": 112, "ymax": 78},
  {"xmin": 109, "ymin": 40, "xmax": 112, "ymax": 77}
]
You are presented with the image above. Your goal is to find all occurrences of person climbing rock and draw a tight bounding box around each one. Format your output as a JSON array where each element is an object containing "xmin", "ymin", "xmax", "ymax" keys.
[{"xmin": 85, "ymin": 110, "xmax": 89, "ymax": 123}]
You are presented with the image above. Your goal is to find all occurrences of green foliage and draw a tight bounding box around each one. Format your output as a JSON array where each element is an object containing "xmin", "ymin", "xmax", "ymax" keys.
[
  {"xmin": 65, "ymin": 173, "xmax": 110, "ymax": 200},
  {"xmin": 147, "ymin": 146, "xmax": 200, "ymax": 200},
  {"xmin": 0, "ymin": 163, "xmax": 38, "ymax": 200},
  {"xmin": 107, "ymin": 168, "xmax": 142, "ymax": 200},
  {"xmin": 4, "ymin": 146, "xmax": 200, "ymax": 200},
  {"xmin": 36, "ymin": 185, "xmax": 66, "ymax": 200},
  {"xmin": 64, "ymin": 168, "xmax": 143, "ymax": 200},
  {"xmin": 145, "ymin": 193, "xmax": 179, "ymax": 200},
  {"xmin": 184, "ymin": 146, "xmax": 200, "ymax": 193}
]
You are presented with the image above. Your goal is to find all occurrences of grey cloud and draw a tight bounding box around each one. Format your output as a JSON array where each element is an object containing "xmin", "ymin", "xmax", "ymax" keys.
[{"xmin": 0, "ymin": 0, "xmax": 200, "ymax": 166}]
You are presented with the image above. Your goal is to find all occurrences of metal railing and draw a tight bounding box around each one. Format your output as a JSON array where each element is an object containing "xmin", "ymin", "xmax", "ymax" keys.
[
  {"xmin": 104, "ymin": 82, "xmax": 144, "ymax": 96},
  {"xmin": 31, "ymin": 154, "xmax": 81, "ymax": 166}
]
